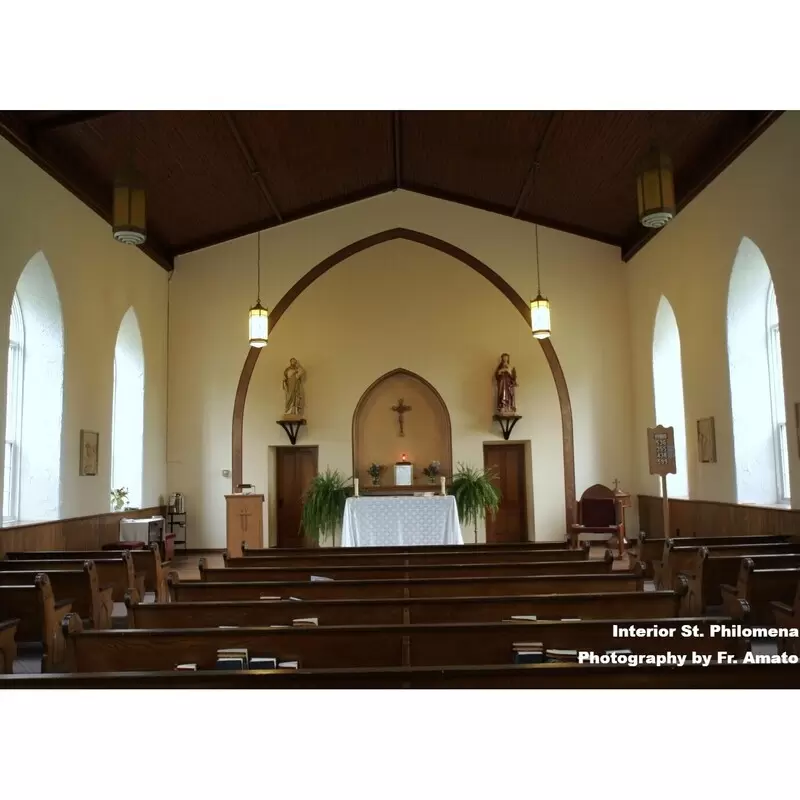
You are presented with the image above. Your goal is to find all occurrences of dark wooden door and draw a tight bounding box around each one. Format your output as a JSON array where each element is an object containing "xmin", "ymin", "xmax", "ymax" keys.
[
  {"xmin": 276, "ymin": 447, "xmax": 319, "ymax": 548},
  {"xmin": 483, "ymin": 443, "xmax": 528, "ymax": 543}
]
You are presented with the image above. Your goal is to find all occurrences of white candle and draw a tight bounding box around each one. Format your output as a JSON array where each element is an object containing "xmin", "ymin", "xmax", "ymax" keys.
[
  {"xmin": 354, "ymin": 478, "xmax": 359, "ymax": 497},
  {"xmin": 440, "ymin": 476, "xmax": 446, "ymax": 495}
]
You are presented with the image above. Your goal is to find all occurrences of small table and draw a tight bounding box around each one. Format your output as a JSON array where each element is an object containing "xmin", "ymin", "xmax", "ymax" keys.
[
  {"xmin": 341, "ymin": 496, "xmax": 463, "ymax": 547},
  {"xmin": 119, "ymin": 516, "xmax": 171, "ymax": 559}
]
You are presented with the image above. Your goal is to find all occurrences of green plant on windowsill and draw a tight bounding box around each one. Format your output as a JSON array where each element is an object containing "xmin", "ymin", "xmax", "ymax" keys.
[
  {"xmin": 301, "ymin": 468, "xmax": 352, "ymax": 544},
  {"xmin": 450, "ymin": 463, "xmax": 501, "ymax": 543},
  {"xmin": 110, "ymin": 487, "xmax": 129, "ymax": 512}
]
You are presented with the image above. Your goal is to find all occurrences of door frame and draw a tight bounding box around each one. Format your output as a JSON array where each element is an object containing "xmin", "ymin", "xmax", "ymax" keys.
[
  {"xmin": 482, "ymin": 440, "xmax": 533, "ymax": 543},
  {"xmin": 270, "ymin": 445, "xmax": 319, "ymax": 548}
]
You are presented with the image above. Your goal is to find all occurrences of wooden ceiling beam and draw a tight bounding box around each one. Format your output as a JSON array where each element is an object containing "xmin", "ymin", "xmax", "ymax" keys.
[
  {"xmin": 30, "ymin": 111, "xmax": 119, "ymax": 134},
  {"xmin": 621, "ymin": 110, "xmax": 783, "ymax": 262},
  {"xmin": 512, "ymin": 111, "xmax": 559, "ymax": 218},
  {"xmin": 0, "ymin": 113, "xmax": 174, "ymax": 272},
  {"xmin": 223, "ymin": 111, "xmax": 284, "ymax": 223}
]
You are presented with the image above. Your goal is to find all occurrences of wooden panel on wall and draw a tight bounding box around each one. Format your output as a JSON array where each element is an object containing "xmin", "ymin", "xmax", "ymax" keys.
[
  {"xmin": 637, "ymin": 495, "xmax": 800, "ymax": 539},
  {"xmin": 0, "ymin": 506, "xmax": 165, "ymax": 557}
]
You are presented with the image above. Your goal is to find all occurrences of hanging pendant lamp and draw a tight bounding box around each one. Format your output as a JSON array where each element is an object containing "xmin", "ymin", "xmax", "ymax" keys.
[
  {"xmin": 113, "ymin": 112, "xmax": 147, "ymax": 245},
  {"xmin": 636, "ymin": 145, "xmax": 675, "ymax": 229},
  {"xmin": 530, "ymin": 224, "xmax": 551, "ymax": 339},
  {"xmin": 248, "ymin": 228, "xmax": 269, "ymax": 347}
]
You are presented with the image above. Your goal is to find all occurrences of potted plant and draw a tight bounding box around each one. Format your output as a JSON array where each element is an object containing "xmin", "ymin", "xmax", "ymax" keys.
[
  {"xmin": 301, "ymin": 468, "xmax": 351, "ymax": 544},
  {"xmin": 366, "ymin": 463, "xmax": 384, "ymax": 486},
  {"xmin": 422, "ymin": 461, "xmax": 441, "ymax": 484},
  {"xmin": 110, "ymin": 487, "xmax": 129, "ymax": 512},
  {"xmin": 450, "ymin": 463, "xmax": 501, "ymax": 543}
]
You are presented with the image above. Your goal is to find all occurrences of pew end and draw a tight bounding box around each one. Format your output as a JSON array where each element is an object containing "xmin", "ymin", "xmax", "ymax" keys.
[
  {"xmin": 166, "ymin": 571, "xmax": 180, "ymax": 602},
  {"xmin": 0, "ymin": 618, "xmax": 20, "ymax": 674},
  {"xmin": 61, "ymin": 612, "xmax": 86, "ymax": 672}
]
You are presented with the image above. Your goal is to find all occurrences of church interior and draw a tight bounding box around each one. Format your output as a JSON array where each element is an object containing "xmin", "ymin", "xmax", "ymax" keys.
[{"xmin": 1, "ymin": 106, "xmax": 800, "ymax": 694}]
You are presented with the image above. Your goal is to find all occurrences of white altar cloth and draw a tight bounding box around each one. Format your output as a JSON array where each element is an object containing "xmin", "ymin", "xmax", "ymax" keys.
[
  {"xmin": 119, "ymin": 516, "xmax": 164, "ymax": 543},
  {"xmin": 341, "ymin": 496, "xmax": 463, "ymax": 547}
]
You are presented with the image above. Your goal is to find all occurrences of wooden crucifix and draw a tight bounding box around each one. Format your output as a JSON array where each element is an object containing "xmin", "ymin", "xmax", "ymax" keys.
[
  {"xmin": 239, "ymin": 506, "xmax": 251, "ymax": 532},
  {"xmin": 391, "ymin": 398, "xmax": 412, "ymax": 437}
]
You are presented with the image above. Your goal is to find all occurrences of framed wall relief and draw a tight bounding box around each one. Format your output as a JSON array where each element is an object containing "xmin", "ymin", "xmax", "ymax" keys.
[
  {"xmin": 79, "ymin": 430, "xmax": 99, "ymax": 476},
  {"xmin": 697, "ymin": 417, "xmax": 717, "ymax": 463}
]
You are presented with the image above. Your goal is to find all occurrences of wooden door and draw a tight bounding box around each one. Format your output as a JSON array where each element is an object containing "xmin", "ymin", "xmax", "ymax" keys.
[
  {"xmin": 276, "ymin": 447, "xmax": 319, "ymax": 548},
  {"xmin": 483, "ymin": 443, "xmax": 528, "ymax": 543}
]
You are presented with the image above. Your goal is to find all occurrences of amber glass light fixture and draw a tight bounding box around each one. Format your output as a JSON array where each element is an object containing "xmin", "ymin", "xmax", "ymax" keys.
[
  {"xmin": 248, "ymin": 229, "xmax": 268, "ymax": 348},
  {"xmin": 530, "ymin": 224, "xmax": 551, "ymax": 339},
  {"xmin": 636, "ymin": 146, "xmax": 675, "ymax": 228},
  {"xmin": 112, "ymin": 112, "xmax": 147, "ymax": 245}
]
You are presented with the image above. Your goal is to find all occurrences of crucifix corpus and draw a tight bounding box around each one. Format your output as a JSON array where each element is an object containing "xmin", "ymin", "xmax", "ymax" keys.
[
  {"xmin": 391, "ymin": 398, "xmax": 412, "ymax": 437},
  {"xmin": 239, "ymin": 506, "xmax": 251, "ymax": 532}
]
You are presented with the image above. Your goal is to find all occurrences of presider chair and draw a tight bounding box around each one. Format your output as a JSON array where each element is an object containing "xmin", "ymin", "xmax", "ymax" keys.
[{"xmin": 570, "ymin": 483, "xmax": 626, "ymax": 558}]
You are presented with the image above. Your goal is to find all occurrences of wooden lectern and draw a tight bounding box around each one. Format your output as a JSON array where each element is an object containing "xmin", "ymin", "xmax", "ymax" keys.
[{"xmin": 225, "ymin": 494, "xmax": 264, "ymax": 557}]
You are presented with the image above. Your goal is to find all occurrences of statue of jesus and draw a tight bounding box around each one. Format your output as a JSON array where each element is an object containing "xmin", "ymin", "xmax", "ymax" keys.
[
  {"xmin": 282, "ymin": 358, "xmax": 306, "ymax": 418},
  {"xmin": 494, "ymin": 353, "xmax": 517, "ymax": 415}
]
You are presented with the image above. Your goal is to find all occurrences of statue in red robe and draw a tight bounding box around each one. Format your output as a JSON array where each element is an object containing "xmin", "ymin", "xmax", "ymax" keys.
[{"xmin": 495, "ymin": 353, "xmax": 517, "ymax": 415}]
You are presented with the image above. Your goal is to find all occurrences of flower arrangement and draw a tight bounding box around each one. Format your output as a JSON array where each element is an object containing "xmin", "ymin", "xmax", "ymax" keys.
[
  {"xmin": 367, "ymin": 463, "xmax": 384, "ymax": 485},
  {"xmin": 422, "ymin": 461, "xmax": 441, "ymax": 483},
  {"xmin": 110, "ymin": 487, "xmax": 129, "ymax": 512}
]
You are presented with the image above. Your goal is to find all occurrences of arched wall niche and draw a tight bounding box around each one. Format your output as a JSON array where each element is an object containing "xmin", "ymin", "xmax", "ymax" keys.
[
  {"xmin": 352, "ymin": 368, "xmax": 453, "ymax": 484},
  {"xmin": 232, "ymin": 227, "xmax": 577, "ymax": 532}
]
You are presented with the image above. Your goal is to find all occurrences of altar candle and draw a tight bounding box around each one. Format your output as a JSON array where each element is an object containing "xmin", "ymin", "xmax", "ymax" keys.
[
  {"xmin": 354, "ymin": 478, "xmax": 359, "ymax": 497},
  {"xmin": 440, "ymin": 476, "xmax": 446, "ymax": 496}
]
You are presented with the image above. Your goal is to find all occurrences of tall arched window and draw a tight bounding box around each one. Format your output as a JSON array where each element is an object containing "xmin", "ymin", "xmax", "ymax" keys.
[
  {"xmin": 111, "ymin": 308, "xmax": 145, "ymax": 509},
  {"xmin": 4, "ymin": 294, "xmax": 25, "ymax": 521},
  {"xmin": 652, "ymin": 296, "xmax": 689, "ymax": 498},
  {"xmin": 727, "ymin": 237, "xmax": 787, "ymax": 505},
  {"xmin": 2, "ymin": 252, "xmax": 64, "ymax": 522}
]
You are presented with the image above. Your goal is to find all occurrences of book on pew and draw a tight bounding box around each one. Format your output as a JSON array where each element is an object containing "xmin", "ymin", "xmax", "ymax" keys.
[
  {"xmin": 545, "ymin": 648, "xmax": 580, "ymax": 662},
  {"xmin": 310, "ymin": 575, "xmax": 334, "ymax": 582},
  {"xmin": 503, "ymin": 615, "xmax": 538, "ymax": 622},
  {"xmin": 292, "ymin": 617, "xmax": 319, "ymax": 627},
  {"xmin": 175, "ymin": 663, "xmax": 198, "ymax": 671},
  {"xmin": 217, "ymin": 647, "xmax": 249, "ymax": 668},
  {"xmin": 216, "ymin": 657, "xmax": 246, "ymax": 670},
  {"xmin": 605, "ymin": 649, "xmax": 633, "ymax": 656},
  {"xmin": 288, "ymin": 596, "xmax": 304, "ymax": 601},
  {"xmin": 512, "ymin": 641, "xmax": 544, "ymax": 665},
  {"xmin": 268, "ymin": 624, "xmax": 291, "ymax": 629},
  {"xmin": 278, "ymin": 661, "xmax": 299, "ymax": 669},
  {"xmin": 259, "ymin": 596, "xmax": 281, "ymax": 601},
  {"xmin": 249, "ymin": 657, "xmax": 278, "ymax": 669},
  {"xmin": 218, "ymin": 625, "xmax": 239, "ymax": 629},
  {"xmin": 560, "ymin": 618, "xmax": 582, "ymax": 621}
]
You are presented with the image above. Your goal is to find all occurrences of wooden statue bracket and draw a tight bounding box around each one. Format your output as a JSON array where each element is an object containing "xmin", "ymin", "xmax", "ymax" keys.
[
  {"xmin": 276, "ymin": 418, "xmax": 307, "ymax": 446},
  {"xmin": 493, "ymin": 414, "xmax": 522, "ymax": 440}
]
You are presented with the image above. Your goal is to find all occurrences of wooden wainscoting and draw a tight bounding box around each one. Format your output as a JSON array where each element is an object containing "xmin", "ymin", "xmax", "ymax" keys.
[
  {"xmin": 638, "ymin": 495, "xmax": 800, "ymax": 538},
  {"xmin": 0, "ymin": 507, "xmax": 166, "ymax": 557}
]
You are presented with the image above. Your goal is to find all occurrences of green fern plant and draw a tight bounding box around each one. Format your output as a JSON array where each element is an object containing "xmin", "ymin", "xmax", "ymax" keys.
[
  {"xmin": 301, "ymin": 468, "xmax": 352, "ymax": 543},
  {"xmin": 450, "ymin": 463, "xmax": 502, "ymax": 543}
]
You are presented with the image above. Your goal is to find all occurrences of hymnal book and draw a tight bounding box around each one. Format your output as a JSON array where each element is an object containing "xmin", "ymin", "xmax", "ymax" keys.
[
  {"xmin": 503, "ymin": 615, "xmax": 538, "ymax": 622},
  {"xmin": 292, "ymin": 617, "xmax": 319, "ymax": 627},
  {"xmin": 288, "ymin": 596, "xmax": 304, "ymax": 601},
  {"xmin": 545, "ymin": 649, "xmax": 579, "ymax": 662},
  {"xmin": 278, "ymin": 661, "xmax": 299, "ymax": 669},
  {"xmin": 268, "ymin": 624, "xmax": 290, "ymax": 629},
  {"xmin": 605, "ymin": 649, "xmax": 633, "ymax": 656},
  {"xmin": 249, "ymin": 657, "xmax": 278, "ymax": 669},
  {"xmin": 514, "ymin": 651, "xmax": 545, "ymax": 664},
  {"xmin": 560, "ymin": 618, "xmax": 582, "ymax": 622},
  {"xmin": 310, "ymin": 575, "xmax": 334, "ymax": 582},
  {"xmin": 216, "ymin": 657, "xmax": 246, "ymax": 670},
  {"xmin": 218, "ymin": 625, "xmax": 239, "ymax": 629},
  {"xmin": 512, "ymin": 641, "xmax": 544, "ymax": 651},
  {"xmin": 175, "ymin": 663, "xmax": 197, "ymax": 671},
  {"xmin": 217, "ymin": 647, "xmax": 249, "ymax": 668},
  {"xmin": 259, "ymin": 596, "xmax": 281, "ymax": 601}
]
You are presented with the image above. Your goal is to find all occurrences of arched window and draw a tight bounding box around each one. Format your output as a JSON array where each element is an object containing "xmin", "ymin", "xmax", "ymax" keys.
[
  {"xmin": 4, "ymin": 294, "xmax": 25, "ymax": 521},
  {"xmin": 111, "ymin": 308, "xmax": 144, "ymax": 509},
  {"xmin": 652, "ymin": 296, "xmax": 689, "ymax": 498},
  {"xmin": 727, "ymin": 237, "xmax": 787, "ymax": 505},
  {"xmin": 2, "ymin": 252, "xmax": 64, "ymax": 522}
]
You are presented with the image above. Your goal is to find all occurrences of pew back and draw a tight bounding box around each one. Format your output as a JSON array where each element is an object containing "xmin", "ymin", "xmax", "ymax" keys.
[{"xmin": 0, "ymin": 618, "xmax": 18, "ymax": 674}]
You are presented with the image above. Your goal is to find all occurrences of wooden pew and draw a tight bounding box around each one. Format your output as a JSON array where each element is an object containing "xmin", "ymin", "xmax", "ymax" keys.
[
  {"xmin": 129, "ymin": 577, "xmax": 689, "ymax": 629},
  {"xmin": 0, "ymin": 619, "xmax": 18, "ymax": 674},
  {"xmin": 721, "ymin": 563, "xmax": 800, "ymax": 624},
  {"xmin": 0, "ymin": 575, "xmax": 72, "ymax": 671},
  {"xmin": 61, "ymin": 612, "xmax": 743, "ymax": 672},
  {"xmin": 660, "ymin": 540, "xmax": 799, "ymax": 590},
  {"xmin": 5, "ymin": 544, "xmax": 166, "ymax": 602},
  {"xmin": 0, "ymin": 562, "xmax": 113, "ymax": 630},
  {"xmin": 173, "ymin": 566, "xmax": 646, "ymax": 602},
  {"xmin": 0, "ymin": 552, "xmax": 140, "ymax": 603},
  {"xmin": 243, "ymin": 541, "xmax": 571, "ymax": 557},
  {"xmin": 4, "ymin": 661, "xmax": 800, "ymax": 689},
  {"xmin": 771, "ymin": 582, "xmax": 800, "ymax": 656},
  {"xmin": 208, "ymin": 552, "xmax": 607, "ymax": 583},
  {"xmin": 638, "ymin": 533, "xmax": 788, "ymax": 583},
  {"xmin": 237, "ymin": 544, "xmax": 587, "ymax": 566},
  {"xmin": 681, "ymin": 549, "xmax": 800, "ymax": 615}
]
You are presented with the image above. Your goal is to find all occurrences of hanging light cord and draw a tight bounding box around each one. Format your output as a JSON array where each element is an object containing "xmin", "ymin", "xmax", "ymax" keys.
[
  {"xmin": 256, "ymin": 226, "xmax": 261, "ymax": 304},
  {"xmin": 534, "ymin": 223, "xmax": 541, "ymax": 297}
]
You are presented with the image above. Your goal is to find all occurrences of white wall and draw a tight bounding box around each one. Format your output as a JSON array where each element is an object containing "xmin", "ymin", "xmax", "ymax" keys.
[
  {"xmin": 0, "ymin": 137, "xmax": 169, "ymax": 521},
  {"xmin": 168, "ymin": 190, "xmax": 633, "ymax": 548},
  {"xmin": 627, "ymin": 111, "xmax": 800, "ymax": 509}
]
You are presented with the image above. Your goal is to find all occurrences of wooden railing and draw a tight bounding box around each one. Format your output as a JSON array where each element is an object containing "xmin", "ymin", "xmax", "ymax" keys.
[
  {"xmin": 637, "ymin": 495, "xmax": 800, "ymax": 538},
  {"xmin": 0, "ymin": 506, "xmax": 165, "ymax": 557}
]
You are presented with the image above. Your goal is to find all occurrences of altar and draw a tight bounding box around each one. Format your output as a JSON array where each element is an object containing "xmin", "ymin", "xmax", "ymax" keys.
[{"xmin": 341, "ymin": 495, "xmax": 463, "ymax": 547}]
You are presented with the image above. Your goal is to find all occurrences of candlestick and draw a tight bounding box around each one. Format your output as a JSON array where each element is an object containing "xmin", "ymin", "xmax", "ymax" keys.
[
  {"xmin": 354, "ymin": 478, "xmax": 359, "ymax": 497},
  {"xmin": 440, "ymin": 476, "xmax": 446, "ymax": 496}
]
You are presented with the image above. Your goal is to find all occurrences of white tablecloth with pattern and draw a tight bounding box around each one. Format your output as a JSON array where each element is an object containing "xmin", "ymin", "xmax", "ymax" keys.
[{"xmin": 341, "ymin": 496, "xmax": 463, "ymax": 547}]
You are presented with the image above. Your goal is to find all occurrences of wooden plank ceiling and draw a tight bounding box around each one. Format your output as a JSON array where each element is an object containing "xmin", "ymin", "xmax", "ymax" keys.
[{"xmin": 0, "ymin": 110, "xmax": 780, "ymax": 271}]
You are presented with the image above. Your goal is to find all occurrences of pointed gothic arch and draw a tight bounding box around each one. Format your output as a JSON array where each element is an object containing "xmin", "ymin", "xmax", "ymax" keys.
[{"xmin": 231, "ymin": 227, "xmax": 576, "ymax": 531}]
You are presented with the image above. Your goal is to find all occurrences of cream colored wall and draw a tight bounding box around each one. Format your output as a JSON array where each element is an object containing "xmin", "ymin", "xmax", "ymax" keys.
[
  {"xmin": 627, "ymin": 111, "xmax": 800, "ymax": 509},
  {"xmin": 0, "ymin": 137, "xmax": 169, "ymax": 519},
  {"xmin": 168, "ymin": 190, "xmax": 633, "ymax": 548}
]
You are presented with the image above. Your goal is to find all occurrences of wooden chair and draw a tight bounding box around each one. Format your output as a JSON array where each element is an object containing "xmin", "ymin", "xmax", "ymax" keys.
[{"xmin": 569, "ymin": 484, "xmax": 625, "ymax": 557}]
